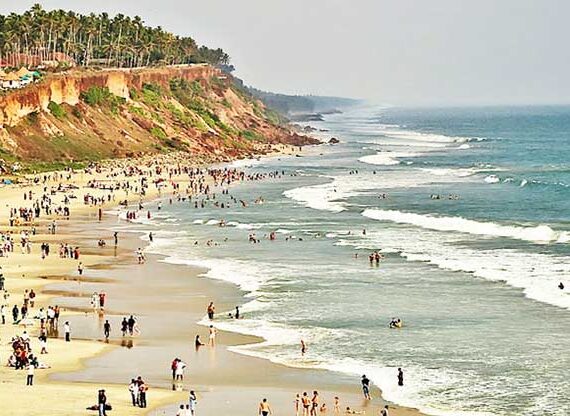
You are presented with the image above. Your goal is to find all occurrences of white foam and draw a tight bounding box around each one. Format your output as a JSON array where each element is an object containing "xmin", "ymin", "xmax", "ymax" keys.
[
  {"xmin": 421, "ymin": 168, "xmax": 482, "ymax": 178},
  {"xmin": 339, "ymin": 227, "xmax": 570, "ymax": 310},
  {"xmin": 362, "ymin": 209, "xmax": 570, "ymax": 245},
  {"xmin": 484, "ymin": 175, "xmax": 500, "ymax": 184},
  {"xmin": 359, "ymin": 151, "xmax": 420, "ymax": 166},
  {"xmin": 160, "ymin": 256, "xmax": 269, "ymax": 294},
  {"xmin": 225, "ymin": 158, "xmax": 262, "ymax": 168},
  {"xmin": 380, "ymin": 128, "xmax": 478, "ymax": 144}
]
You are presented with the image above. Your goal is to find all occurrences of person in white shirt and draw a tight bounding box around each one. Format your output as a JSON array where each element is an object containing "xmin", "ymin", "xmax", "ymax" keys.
[
  {"xmin": 64, "ymin": 321, "xmax": 71, "ymax": 341},
  {"xmin": 128, "ymin": 379, "xmax": 139, "ymax": 406},
  {"xmin": 189, "ymin": 391, "xmax": 197, "ymax": 416},
  {"xmin": 175, "ymin": 360, "xmax": 187, "ymax": 381},
  {"xmin": 26, "ymin": 364, "xmax": 34, "ymax": 385}
]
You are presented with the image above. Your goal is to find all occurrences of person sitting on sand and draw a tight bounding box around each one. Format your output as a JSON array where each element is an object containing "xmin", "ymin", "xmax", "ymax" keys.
[
  {"xmin": 195, "ymin": 334, "xmax": 205, "ymax": 349},
  {"xmin": 345, "ymin": 407, "xmax": 365, "ymax": 414}
]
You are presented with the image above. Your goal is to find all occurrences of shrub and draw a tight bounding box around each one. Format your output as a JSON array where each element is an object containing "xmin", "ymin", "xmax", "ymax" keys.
[
  {"xmin": 150, "ymin": 126, "xmax": 167, "ymax": 140},
  {"xmin": 47, "ymin": 101, "xmax": 66, "ymax": 119},
  {"xmin": 80, "ymin": 87, "xmax": 125, "ymax": 114}
]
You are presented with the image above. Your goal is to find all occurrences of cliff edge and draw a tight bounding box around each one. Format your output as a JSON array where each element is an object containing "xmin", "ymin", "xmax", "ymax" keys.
[{"xmin": 0, "ymin": 65, "xmax": 317, "ymax": 169}]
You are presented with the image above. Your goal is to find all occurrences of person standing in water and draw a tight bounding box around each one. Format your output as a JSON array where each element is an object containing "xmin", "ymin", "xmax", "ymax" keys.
[
  {"xmin": 301, "ymin": 339, "xmax": 307, "ymax": 355},
  {"xmin": 397, "ymin": 368, "xmax": 404, "ymax": 386},
  {"xmin": 207, "ymin": 302, "xmax": 215, "ymax": 320}
]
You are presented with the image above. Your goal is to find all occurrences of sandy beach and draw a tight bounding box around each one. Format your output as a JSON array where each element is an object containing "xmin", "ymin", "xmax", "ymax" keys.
[{"xmin": 0, "ymin": 149, "xmax": 423, "ymax": 416}]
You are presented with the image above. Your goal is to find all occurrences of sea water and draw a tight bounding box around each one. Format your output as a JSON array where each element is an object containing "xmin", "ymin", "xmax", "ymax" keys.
[{"xmin": 143, "ymin": 106, "xmax": 570, "ymax": 415}]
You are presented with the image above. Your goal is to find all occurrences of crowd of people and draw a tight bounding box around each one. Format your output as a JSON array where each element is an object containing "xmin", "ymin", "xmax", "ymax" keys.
[{"xmin": 0, "ymin": 152, "xmax": 411, "ymax": 416}]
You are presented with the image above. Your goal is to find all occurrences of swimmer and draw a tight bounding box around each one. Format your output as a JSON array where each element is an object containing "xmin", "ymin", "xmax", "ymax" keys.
[
  {"xmin": 301, "ymin": 339, "xmax": 307, "ymax": 355},
  {"xmin": 559, "ymin": 282, "xmax": 565, "ymax": 290},
  {"xmin": 389, "ymin": 318, "xmax": 402, "ymax": 329}
]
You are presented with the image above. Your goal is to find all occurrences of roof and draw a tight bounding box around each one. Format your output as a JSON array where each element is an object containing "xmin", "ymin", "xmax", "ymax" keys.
[
  {"xmin": 16, "ymin": 67, "xmax": 32, "ymax": 77},
  {"xmin": 1, "ymin": 73, "xmax": 20, "ymax": 81}
]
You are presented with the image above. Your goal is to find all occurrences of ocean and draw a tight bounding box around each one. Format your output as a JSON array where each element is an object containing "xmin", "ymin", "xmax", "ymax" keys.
[{"xmin": 143, "ymin": 105, "xmax": 570, "ymax": 415}]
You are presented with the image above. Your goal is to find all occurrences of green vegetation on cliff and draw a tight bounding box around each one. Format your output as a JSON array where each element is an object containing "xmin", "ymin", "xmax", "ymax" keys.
[{"xmin": 0, "ymin": 4, "xmax": 230, "ymax": 68}]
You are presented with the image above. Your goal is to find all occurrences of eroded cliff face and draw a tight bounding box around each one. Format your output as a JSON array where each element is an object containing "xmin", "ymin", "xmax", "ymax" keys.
[
  {"xmin": 0, "ymin": 65, "xmax": 316, "ymax": 164},
  {"xmin": 0, "ymin": 65, "xmax": 216, "ymax": 127}
]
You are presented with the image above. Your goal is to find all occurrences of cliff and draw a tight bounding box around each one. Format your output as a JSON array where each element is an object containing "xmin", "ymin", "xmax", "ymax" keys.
[{"xmin": 0, "ymin": 65, "xmax": 317, "ymax": 168}]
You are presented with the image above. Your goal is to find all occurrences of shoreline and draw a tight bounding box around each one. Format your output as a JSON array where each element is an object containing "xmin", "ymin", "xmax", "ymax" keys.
[{"xmin": 0, "ymin": 149, "xmax": 424, "ymax": 416}]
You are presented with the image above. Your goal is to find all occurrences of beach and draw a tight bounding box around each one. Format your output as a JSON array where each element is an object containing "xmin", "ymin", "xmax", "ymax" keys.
[{"xmin": 0, "ymin": 147, "xmax": 421, "ymax": 416}]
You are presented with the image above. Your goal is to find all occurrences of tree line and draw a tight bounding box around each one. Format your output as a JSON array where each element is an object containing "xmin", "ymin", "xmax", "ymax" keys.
[{"xmin": 0, "ymin": 4, "xmax": 231, "ymax": 68}]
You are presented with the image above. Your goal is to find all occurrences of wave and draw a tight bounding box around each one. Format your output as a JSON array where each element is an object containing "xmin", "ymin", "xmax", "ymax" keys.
[
  {"xmin": 484, "ymin": 175, "xmax": 500, "ymax": 184},
  {"xmin": 337, "ymin": 228, "xmax": 570, "ymax": 310},
  {"xmin": 420, "ymin": 168, "xmax": 488, "ymax": 178},
  {"xmin": 359, "ymin": 151, "xmax": 420, "ymax": 166},
  {"xmin": 362, "ymin": 209, "xmax": 570, "ymax": 244},
  {"xmin": 225, "ymin": 158, "xmax": 263, "ymax": 168},
  {"xmin": 380, "ymin": 128, "xmax": 481, "ymax": 144}
]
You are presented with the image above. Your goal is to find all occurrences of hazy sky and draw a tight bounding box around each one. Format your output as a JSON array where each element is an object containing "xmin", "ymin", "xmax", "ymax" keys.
[{"xmin": 2, "ymin": 0, "xmax": 569, "ymax": 105}]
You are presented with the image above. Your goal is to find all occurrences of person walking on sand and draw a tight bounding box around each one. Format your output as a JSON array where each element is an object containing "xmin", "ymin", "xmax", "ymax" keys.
[
  {"xmin": 128, "ymin": 315, "xmax": 136, "ymax": 336},
  {"xmin": 99, "ymin": 292, "xmax": 106, "ymax": 310},
  {"xmin": 310, "ymin": 391, "xmax": 319, "ymax": 416},
  {"xmin": 64, "ymin": 321, "xmax": 71, "ymax": 342},
  {"xmin": 98, "ymin": 389, "xmax": 107, "ymax": 416},
  {"xmin": 208, "ymin": 325, "xmax": 217, "ymax": 346},
  {"xmin": 361, "ymin": 374, "xmax": 371, "ymax": 400},
  {"xmin": 121, "ymin": 317, "xmax": 128, "ymax": 336},
  {"xmin": 189, "ymin": 390, "xmax": 197, "ymax": 415},
  {"xmin": 295, "ymin": 394, "xmax": 301, "ymax": 416},
  {"xmin": 380, "ymin": 405, "xmax": 390, "ymax": 416},
  {"xmin": 171, "ymin": 358, "xmax": 179, "ymax": 380},
  {"xmin": 39, "ymin": 334, "xmax": 48, "ymax": 354},
  {"xmin": 128, "ymin": 379, "xmax": 139, "ymax": 406},
  {"xmin": 302, "ymin": 392, "xmax": 311, "ymax": 416},
  {"xmin": 78, "ymin": 262, "xmax": 84, "ymax": 276},
  {"xmin": 138, "ymin": 380, "xmax": 148, "ymax": 408},
  {"xmin": 334, "ymin": 396, "xmax": 340, "ymax": 414},
  {"xmin": 26, "ymin": 363, "xmax": 34, "ymax": 386},
  {"xmin": 259, "ymin": 398, "xmax": 272, "ymax": 416},
  {"xmin": 207, "ymin": 302, "xmax": 215, "ymax": 320},
  {"xmin": 175, "ymin": 359, "xmax": 187, "ymax": 381},
  {"xmin": 103, "ymin": 320, "xmax": 111, "ymax": 341}
]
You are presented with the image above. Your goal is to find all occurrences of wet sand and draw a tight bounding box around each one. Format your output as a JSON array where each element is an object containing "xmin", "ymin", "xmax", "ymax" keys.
[{"xmin": 46, "ymin": 214, "xmax": 423, "ymax": 416}]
